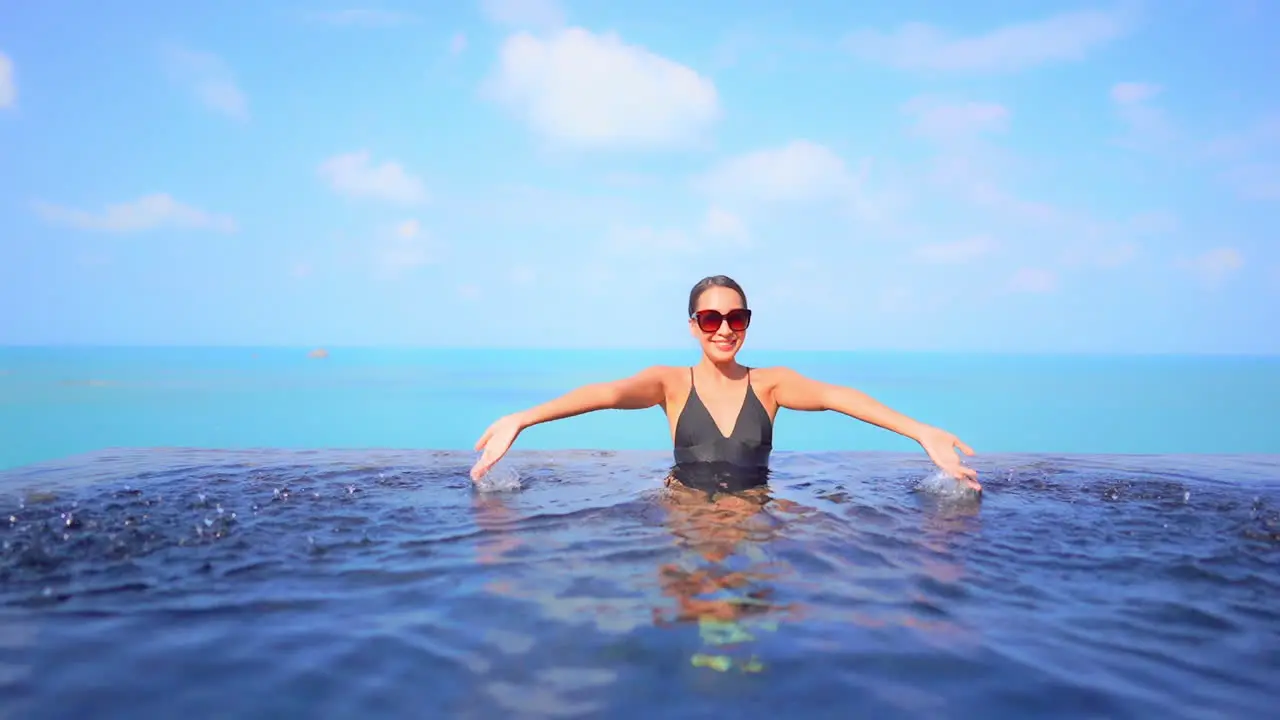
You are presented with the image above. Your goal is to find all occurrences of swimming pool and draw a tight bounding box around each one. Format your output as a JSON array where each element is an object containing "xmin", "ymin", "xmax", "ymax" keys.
[{"xmin": 2, "ymin": 448, "xmax": 1276, "ymax": 718}]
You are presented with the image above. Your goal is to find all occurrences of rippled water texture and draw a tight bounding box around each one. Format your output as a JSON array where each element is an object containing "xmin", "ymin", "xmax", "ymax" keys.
[{"xmin": 2, "ymin": 449, "xmax": 1278, "ymax": 719}]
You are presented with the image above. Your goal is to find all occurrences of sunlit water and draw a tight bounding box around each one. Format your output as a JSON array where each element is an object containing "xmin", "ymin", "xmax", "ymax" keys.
[{"xmin": 2, "ymin": 448, "xmax": 1277, "ymax": 719}]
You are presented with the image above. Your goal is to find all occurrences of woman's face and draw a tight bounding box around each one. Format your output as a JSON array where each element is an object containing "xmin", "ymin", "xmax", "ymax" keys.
[{"xmin": 689, "ymin": 286, "xmax": 749, "ymax": 362}]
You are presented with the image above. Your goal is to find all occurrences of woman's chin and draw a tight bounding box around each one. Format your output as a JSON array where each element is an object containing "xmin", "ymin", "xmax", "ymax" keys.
[{"xmin": 705, "ymin": 343, "xmax": 740, "ymax": 360}]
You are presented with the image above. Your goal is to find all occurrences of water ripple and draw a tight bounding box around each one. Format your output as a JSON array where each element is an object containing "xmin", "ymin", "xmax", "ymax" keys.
[{"xmin": 0, "ymin": 448, "xmax": 1277, "ymax": 719}]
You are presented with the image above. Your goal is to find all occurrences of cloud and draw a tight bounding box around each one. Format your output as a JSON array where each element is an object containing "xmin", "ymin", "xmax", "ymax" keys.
[
  {"xmin": 1008, "ymin": 267, "xmax": 1058, "ymax": 294},
  {"xmin": 311, "ymin": 9, "xmax": 417, "ymax": 27},
  {"xmin": 1093, "ymin": 241, "xmax": 1139, "ymax": 268},
  {"xmin": 450, "ymin": 33, "xmax": 468, "ymax": 56},
  {"xmin": 161, "ymin": 45, "xmax": 248, "ymax": 121},
  {"xmin": 904, "ymin": 97, "xmax": 1010, "ymax": 141},
  {"xmin": 1205, "ymin": 114, "xmax": 1280, "ymax": 160},
  {"xmin": 1109, "ymin": 81, "xmax": 1174, "ymax": 150},
  {"xmin": 697, "ymin": 140, "xmax": 861, "ymax": 206},
  {"xmin": 606, "ymin": 224, "xmax": 693, "ymax": 255},
  {"xmin": 601, "ymin": 207, "xmax": 750, "ymax": 267},
  {"xmin": 376, "ymin": 218, "xmax": 441, "ymax": 277},
  {"xmin": 845, "ymin": 8, "xmax": 1128, "ymax": 73},
  {"xmin": 701, "ymin": 206, "xmax": 749, "ymax": 245},
  {"xmin": 1203, "ymin": 114, "xmax": 1280, "ymax": 201},
  {"xmin": 318, "ymin": 151, "xmax": 428, "ymax": 205},
  {"xmin": 1222, "ymin": 164, "xmax": 1280, "ymax": 201},
  {"xmin": 484, "ymin": 27, "xmax": 720, "ymax": 150},
  {"xmin": 1178, "ymin": 247, "xmax": 1243, "ymax": 287},
  {"xmin": 480, "ymin": 0, "xmax": 565, "ymax": 31},
  {"xmin": 0, "ymin": 52, "xmax": 15, "ymax": 108},
  {"xmin": 1110, "ymin": 81, "xmax": 1159, "ymax": 104},
  {"xmin": 32, "ymin": 194, "xmax": 237, "ymax": 233},
  {"xmin": 913, "ymin": 236, "xmax": 996, "ymax": 264}
]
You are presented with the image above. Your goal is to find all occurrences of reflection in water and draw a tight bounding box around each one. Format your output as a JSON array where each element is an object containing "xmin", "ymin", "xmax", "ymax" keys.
[
  {"xmin": 3, "ymin": 448, "xmax": 1278, "ymax": 717},
  {"xmin": 654, "ymin": 465, "xmax": 805, "ymax": 674}
]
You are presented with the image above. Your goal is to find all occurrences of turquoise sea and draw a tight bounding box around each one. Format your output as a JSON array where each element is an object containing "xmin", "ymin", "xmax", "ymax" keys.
[
  {"xmin": 2, "ymin": 347, "xmax": 1278, "ymax": 719},
  {"xmin": 1, "ymin": 347, "xmax": 1278, "ymax": 470}
]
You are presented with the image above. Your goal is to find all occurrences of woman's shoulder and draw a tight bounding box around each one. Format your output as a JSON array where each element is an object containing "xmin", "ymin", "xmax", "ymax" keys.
[
  {"xmin": 747, "ymin": 365, "xmax": 802, "ymax": 385},
  {"xmin": 630, "ymin": 364, "xmax": 686, "ymax": 385}
]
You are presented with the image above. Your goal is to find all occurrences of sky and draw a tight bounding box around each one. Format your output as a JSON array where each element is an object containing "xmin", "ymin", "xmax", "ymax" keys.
[{"xmin": 1, "ymin": 0, "xmax": 1277, "ymax": 353}]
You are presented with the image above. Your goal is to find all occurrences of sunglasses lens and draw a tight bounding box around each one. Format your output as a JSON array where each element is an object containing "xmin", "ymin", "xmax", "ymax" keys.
[
  {"xmin": 696, "ymin": 311, "xmax": 723, "ymax": 333},
  {"xmin": 694, "ymin": 310, "xmax": 750, "ymax": 332}
]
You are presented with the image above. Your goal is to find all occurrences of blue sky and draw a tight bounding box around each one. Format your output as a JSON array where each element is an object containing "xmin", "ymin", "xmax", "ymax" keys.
[{"xmin": 1, "ymin": 0, "xmax": 1277, "ymax": 353}]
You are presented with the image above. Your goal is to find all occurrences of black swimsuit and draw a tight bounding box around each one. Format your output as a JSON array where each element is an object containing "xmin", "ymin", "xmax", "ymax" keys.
[{"xmin": 671, "ymin": 368, "xmax": 774, "ymax": 492}]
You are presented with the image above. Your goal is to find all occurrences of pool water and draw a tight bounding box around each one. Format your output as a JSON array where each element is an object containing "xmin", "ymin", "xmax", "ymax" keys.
[{"xmin": 2, "ymin": 448, "xmax": 1277, "ymax": 719}]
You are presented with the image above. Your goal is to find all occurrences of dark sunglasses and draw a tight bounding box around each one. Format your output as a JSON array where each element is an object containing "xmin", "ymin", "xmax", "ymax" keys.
[{"xmin": 691, "ymin": 308, "xmax": 752, "ymax": 333}]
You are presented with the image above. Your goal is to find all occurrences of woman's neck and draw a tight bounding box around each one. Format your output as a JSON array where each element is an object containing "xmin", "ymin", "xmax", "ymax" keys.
[{"xmin": 697, "ymin": 356, "xmax": 746, "ymax": 381}]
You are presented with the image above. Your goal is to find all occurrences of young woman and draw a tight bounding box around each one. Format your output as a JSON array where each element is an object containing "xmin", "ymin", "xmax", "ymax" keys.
[{"xmin": 470, "ymin": 275, "xmax": 981, "ymax": 491}]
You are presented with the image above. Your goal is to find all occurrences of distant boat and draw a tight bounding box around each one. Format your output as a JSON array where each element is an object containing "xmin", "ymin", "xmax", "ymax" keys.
[{"xmin": 308, "ymin": 348, "xmax": 329, "ymax": 359}]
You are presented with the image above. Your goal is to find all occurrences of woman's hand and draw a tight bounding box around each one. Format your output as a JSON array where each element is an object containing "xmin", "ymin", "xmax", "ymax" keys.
[
  {"xmin": 470, "ymin": 414, "xmax": 525, "ymax": 481},
  {"xmin": 916, "ymin": 426, "xmax": 980, "ymax": 491}
]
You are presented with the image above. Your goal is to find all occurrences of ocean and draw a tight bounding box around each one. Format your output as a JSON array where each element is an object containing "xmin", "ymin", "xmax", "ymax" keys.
[{"xmin": 1, "ymin": 347, "xmax": 1278, "ymax": 719}]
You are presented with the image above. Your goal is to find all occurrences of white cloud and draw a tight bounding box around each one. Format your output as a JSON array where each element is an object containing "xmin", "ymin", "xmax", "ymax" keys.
[
  {"xmin": 1094, "ymin": 242, "xmax": 1139, "ymax": 268},
  {"xmin": 913, "ymin": 236, "xmax": 996, "ymax": 264},
  {"xmin": 376, "ymin": 218, "xmax": 441, "ymax": 276},
  {"xmin": 480, "ymin": 0, "xmax": 565, "ymax": 31},
  {"xmin": 484, "ymin": 27, "xmax": 720, "ymax": 150},
  {"xmin": 0, "ymin": 52, "xmax": 15, "ymax": 108},
  {"xmin": 318, "ymin": 151, "xmax": 428, "ymax": 205},
  {"xmin": 904, "ymin": 97, "xmax": 1010, "ymax": 141},
  {"xmin": 450, "ymin": 33, "xmax": 469, "ymax": 55},
  {"xmin": 702, "ymin": 206, "xmax": 749, "ymax": 244},
  {"xmin": 509, "ymin": 265, "xmax": 536, "ymax": 285},
  {"xmin": 602, "ymin": 207, "xmax": 749, "ymax": 265},
  {"xmin": 1179, "ymin": 247, "xmax": 1243, "ymax": 286},
  {"xmin": 1008, "ymin": 267, "xmax": 1058, "ymax": 293},
  {"xmin": 1203, "ymin": 115, "xmax": 1280, "ymax": 201},
  {"xmin": 1110, "ymin": 81, "xmax": 1160, "ymax": 105},
  {"xmin": 312, "ymin": 9, "xmax": 417, "ymax": 27},
  {"xmin": 1109, "ymin": 81, "xmax": 1174, "ymax": 150},
  {"xmin": 33, "ymin": 194, "xmax": 237, "ymax": 233},
  {"xmin": 1222, "ymin": 163, "xmax": 1280, "ymax": 201},
  {"xmin": 161, "ymin": 45, "xmax": 247, "ymax": 121},
  {"xmin": 605, "ymin": 224, "xmax": 692, "ymax": 255},
  {"xmin": 1205, "ymin": 114, "xmax": 1280, "ymax": 160},
  {"xmin": 697, "ymin": 140, "xmax": 860, "ymax": 205},
  {"xmin": 846, "ymin": 8, "xmax": 1127, "ymax": 73}
]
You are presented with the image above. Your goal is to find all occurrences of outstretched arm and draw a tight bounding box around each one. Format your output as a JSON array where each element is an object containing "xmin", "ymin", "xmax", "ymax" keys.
[
  {"xmin": 772, "ymin": 368, "xmax": 980, "ymax": 490},
  {"xmin": 470, "ymin": 366, "xmax": 667, "ymax": 480}
]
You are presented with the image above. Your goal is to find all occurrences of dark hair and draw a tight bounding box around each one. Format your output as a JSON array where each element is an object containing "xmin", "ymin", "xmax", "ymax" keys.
[{"xmin": 687, "ymin": 275, "xmax": 747, "ymax": 316}]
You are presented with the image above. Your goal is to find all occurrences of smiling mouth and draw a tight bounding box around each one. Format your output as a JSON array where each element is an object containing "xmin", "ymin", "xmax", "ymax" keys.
[{"xmin": 713, "ymin": 338, "xmax": 737, "ymax": 350}]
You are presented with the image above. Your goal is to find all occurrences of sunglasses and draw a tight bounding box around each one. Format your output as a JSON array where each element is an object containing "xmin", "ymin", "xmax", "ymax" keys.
[{"xmin": 691, "ymin": 308, "xmax": 752, "ymax": 333}]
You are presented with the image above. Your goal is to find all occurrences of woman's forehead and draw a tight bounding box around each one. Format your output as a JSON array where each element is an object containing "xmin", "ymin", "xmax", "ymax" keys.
[{"xmin": 695, "ymin": 286, "xmax": 745, "ymax": 310}]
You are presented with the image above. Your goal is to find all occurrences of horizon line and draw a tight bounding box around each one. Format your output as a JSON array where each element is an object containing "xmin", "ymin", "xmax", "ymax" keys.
[{"xmin": 0, "ymin": 343, "xmax": 1277, "ymax": 359}]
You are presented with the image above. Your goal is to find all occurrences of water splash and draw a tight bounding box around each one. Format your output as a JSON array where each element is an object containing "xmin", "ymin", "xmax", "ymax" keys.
[
  {"xmin": 915, "ymin": 468, "xmax": 981, "ymax": 503},
  {"xmin": 474, "ymin": 460, "xmax": 522, "ymax": 493}
]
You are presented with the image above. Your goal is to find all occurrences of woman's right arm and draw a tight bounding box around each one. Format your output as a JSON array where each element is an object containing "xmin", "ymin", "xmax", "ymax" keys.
[
  {"xmin": 512, "ymin": 365, "xmax": 669, "ymax": 428},
  {"xmin": 470, "ymin": 366, "xmax": 669, "ymax": 480}
]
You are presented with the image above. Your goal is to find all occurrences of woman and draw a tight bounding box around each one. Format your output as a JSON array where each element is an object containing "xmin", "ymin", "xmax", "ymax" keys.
[{"xmin": 470, "ymin": 275, "xmax": 980, "ymax": 491}]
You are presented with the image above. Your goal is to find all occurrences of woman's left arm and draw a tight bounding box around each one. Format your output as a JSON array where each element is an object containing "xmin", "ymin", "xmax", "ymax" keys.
[{"xmin": 770, "ymin": 367, "xmax": 981, "ymax": 490}]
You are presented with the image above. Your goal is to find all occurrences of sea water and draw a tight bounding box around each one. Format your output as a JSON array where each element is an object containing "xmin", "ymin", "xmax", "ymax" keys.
[{"xmin": 0, "ymin": 347, "xmax": 1278, "ymax": 718}]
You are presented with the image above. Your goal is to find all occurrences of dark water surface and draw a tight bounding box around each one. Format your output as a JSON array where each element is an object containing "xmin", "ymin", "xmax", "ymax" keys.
[{"xmin": 1, "ymin": 449, "xmax": 1278, "ymax": 719}]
